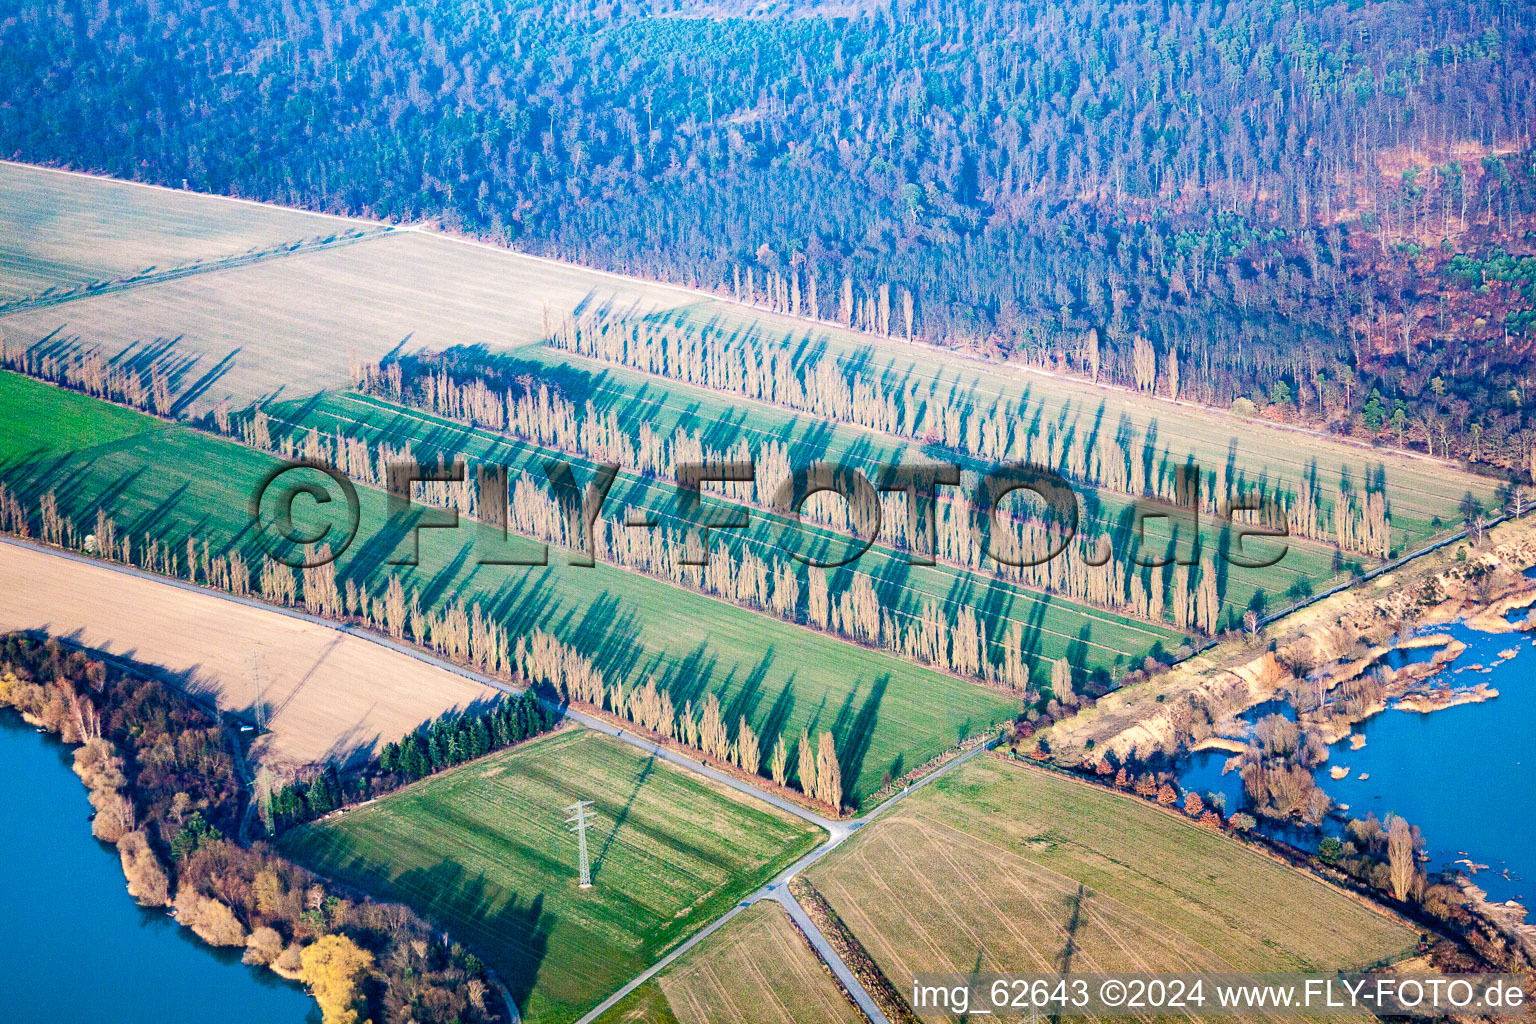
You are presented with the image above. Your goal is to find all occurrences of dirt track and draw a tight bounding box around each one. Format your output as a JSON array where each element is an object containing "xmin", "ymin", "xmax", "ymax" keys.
[{"xmin": 0, "ymin": 541, "xmax": 489, "ymax": 771}]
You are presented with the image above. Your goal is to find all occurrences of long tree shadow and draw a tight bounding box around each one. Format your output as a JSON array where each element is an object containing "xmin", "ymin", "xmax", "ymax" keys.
[
  {"xmin": 590, "ymin": 752, "xmax": 656, "ymax": 884},
  {"xmin": 1055, "ymin": 883, "xmax": 1087, "ymax": 975},
  {"xmin": 656, "ymin": 642, "xmax": 718, "ymax": 712},
  {"xmin": 834, "ymin": 673, "xmax": 889, "ymax": 804},
  {"xmin": 170, "ymin": 347, "xmax": 240, "ymax": 416},
  {"xmin": 758, "ymin": 675, "xmax": 797, "ymax": 755}
]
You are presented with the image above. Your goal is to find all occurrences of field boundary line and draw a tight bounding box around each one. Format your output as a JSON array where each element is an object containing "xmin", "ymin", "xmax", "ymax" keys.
[
  {"xmin": 0, "ymin": 225, "xmax": 398, "ymax": 316},
  {"xmin": 0, "ymin": 534, "xmax": 875, "ymax": 1021},
  {"xmin": 526, "ymin": 349, "xmax": 1341, "ymax": 594},
  {"xmin": 666, "ymin": 297, "xmax": 1477, "ymax": 483},
  {"xmin": 765, "ymin": 898, "xmax": 872, "ymax": 1021},
  {"xmin": 543, "ymin": 341, "xmax": 1445, "ymax": 584}
]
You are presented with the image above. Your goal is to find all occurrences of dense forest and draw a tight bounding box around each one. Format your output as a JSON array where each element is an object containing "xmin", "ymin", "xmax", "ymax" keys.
[{"xmin": 1, "ymin": 0, "xmax": 1533, "ymax": 466}]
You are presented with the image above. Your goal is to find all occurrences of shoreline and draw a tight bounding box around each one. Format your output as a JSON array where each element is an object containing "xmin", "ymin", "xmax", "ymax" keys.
[
  {"xmin": 0, "ymin": 634, "xmax": 516, "ymax": 1024},
  {"xmin": 0, "ymin": 704, "xmax": 318, "ymax": 1013},
  {"xmin": 1031, "ymin": 515, "xmax": 1536, "ymax": 975}
]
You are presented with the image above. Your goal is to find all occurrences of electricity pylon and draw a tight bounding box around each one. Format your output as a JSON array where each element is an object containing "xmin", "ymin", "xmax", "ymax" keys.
[
  {"xmin": 251, "ymin": 652, "xmax": 267, "ymax": 733},
  {"xmin": 566, "ymin": 801, "xmax": 595, "ymax": 889}
]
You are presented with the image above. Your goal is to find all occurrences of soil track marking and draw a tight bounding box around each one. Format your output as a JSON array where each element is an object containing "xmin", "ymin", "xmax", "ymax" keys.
[{"xmin": 0, "ymin": 226, "xmax": 397, "ymax": 315}]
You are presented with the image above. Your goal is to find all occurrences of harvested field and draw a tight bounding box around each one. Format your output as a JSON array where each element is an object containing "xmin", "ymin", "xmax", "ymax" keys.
[
  {"xmin": 0, "ymin": 160, "xmax": 355, "ymax": 303},
  {"xmin": 599, "ymin": 901, "xmax": 859, "ymax": 1024},
  {"xmin": 805, "ymin": 756, "xmax": 1416, "ymax": 1019},
  {"xmin": 280, "ymin": 727, "xmax": 824, "ymax": 1024},
  {"xmin": 1, "ymin": 225, "xmax": 700, "ymax": 413},
  {"xmin": 0, "ymin": 372, "xmax": 1019, "ymax": 805},
  {"xmin": 0, "ymin": 540, "xmax": 488, "ymax": 770}
]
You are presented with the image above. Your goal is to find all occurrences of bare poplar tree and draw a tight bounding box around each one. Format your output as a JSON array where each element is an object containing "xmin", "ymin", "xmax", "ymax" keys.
[
  {"xmin": 796, "ymin": 729, "xmax": 817, "ymax": 798},
  {"xmin": 1386, "ymin": 814, "xmax": 1417, "ymax": 902},
  {"xmin": 815, "ymin": 731, "xmax": 841, "ymax": 810},
  {"xmin": 769, "ymin": 735, "xmax": 788, "ymax": 786}
]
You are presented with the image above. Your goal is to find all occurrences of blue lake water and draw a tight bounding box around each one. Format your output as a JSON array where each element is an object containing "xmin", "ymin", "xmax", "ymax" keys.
[
  {"xmin": 1177, "ymin": 698, "xmax": 1296, "ymax": 820},
  {"xmin": 0, "ymin": 714, "xmax": 316, "ymax": 1024},
  {"xmin": 1180, "ymin": 619, "xmax": 1536, "ymax": 903}
]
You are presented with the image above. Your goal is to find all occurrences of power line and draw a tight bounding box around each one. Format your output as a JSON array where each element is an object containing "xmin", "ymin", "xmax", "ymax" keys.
[{"xmin": 566, "ymin": 801, "xmax": 596, "ymax": 889}]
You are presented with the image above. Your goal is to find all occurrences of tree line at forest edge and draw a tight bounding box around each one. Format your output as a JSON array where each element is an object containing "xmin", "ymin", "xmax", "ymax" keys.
[
  {"xmin": 0, "ymin": 632, "xmax": 509, "ymax": 1024},
  {"xmin": 2, "ymin": 0, "xmax": 1534, "ymax": 469}
]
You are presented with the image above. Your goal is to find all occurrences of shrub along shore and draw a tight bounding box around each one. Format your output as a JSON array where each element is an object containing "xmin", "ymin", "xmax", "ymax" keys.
[{"xmin": 0, "ymin": 630, "xmax": 518, "ymax": 1024}]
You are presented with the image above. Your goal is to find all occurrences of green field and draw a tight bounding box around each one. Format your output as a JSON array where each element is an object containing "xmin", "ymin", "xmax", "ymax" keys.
[
  {"xmin": 280, "ymin": 728, "xmax": 823, "ymax": 1024},
  {"xmin": 805, "ymin": 756, "xmax": 1416, "ymax": 1020},
  {"xmin": 272, "ymin": 391, "xmax": 1184, "ymax": 682},
  {"xmin": 0, "ymin": 371, "xmax": 1020, "ymax": 805},
  {"xmin": 0, "ymin": 368, "xmax": 164, "ymax": 456},
  {"xmin": 359, "ymin": 348, "xmax": 1353, "ymax": 627}
]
